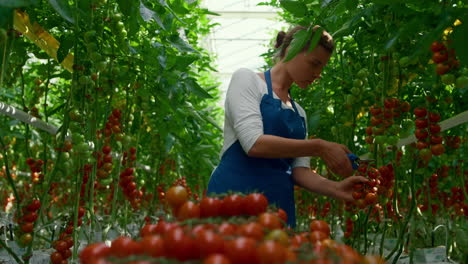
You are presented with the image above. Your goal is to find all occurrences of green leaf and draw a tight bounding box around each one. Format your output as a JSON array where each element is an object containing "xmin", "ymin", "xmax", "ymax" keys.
[
  {"xmin": 0, "ymin": 8, "xmax": 13, "ymax": 29},
  {"xmin": 57, "ymin": 35, "xmax": 73, "ymax": 63},
  {"xmin": 168, "ymin": 34, "xmax": 196, "ymax": 53},
  {"xmin": 185, "ymin": 78, "xmax": 213, "ymax": 99},
  {"xmin": 117, "ymin": 0, "xmax": 134, "ymax": 17},
  {"xmin": 284, "ymin": 28, "xmax": 309, "ymax": 62},
  {"xmin": 452, "ymin": 16, "xmax": 468, "ymax": 68},
  {"xmin": 0, "ymin": 0, "xmax": 38, "ymax": 8},
  {"xmin": 307, "ymin": 27, "xmax": 324, "ymax": 54},
  {"xmin": 280, "ymin": 0, "xmax": 307, "ymax": 18},
  {"xmin": 139, "ymin": 1, "xmax": 166, "ymax": 30},
  {"xmin": 48, "ymin": 0, "xmax": 75, "ymax": 24}
]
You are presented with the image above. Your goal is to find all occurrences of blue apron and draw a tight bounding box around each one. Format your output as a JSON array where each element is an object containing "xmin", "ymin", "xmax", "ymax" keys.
[{"xmin": 207, "ymin": 69, "xmax": 306, "ymax": 227}]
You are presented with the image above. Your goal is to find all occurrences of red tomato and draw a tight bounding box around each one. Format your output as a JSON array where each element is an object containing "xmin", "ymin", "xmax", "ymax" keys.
[
  {"xmin": 20, "ymin": 222, "xmax": 34, "ymax": 233},
  {"xmin": 290, "ymin": 234, "xmax": 308, "ymax": 248},
  {"xmin": 399, "ymin": 101, "xmax": 410, "ymax": 112},
  {"xmin": 220, "ymin": 194, "xmax": 244, "ymax": 216},
  {"xmin": 54, "ymin": 240, "xmax": 68, "ymax": 253},
  {"xmin": 432, "ymin": 52, "xmax": 448, "ymax": 63},
  {"xmin": 27, "ymin": 199, "xmax": 41, "ymax": 211},
  {"xmin": 436, "ymin": 63, "xmax": 450, "ymax": 75},
  {"xmin": 413, "ymin": 107, "xmax": 427, "ymax": 118},
  {"xmin": 369, "ymin": 105, "xmax": 382, "ymax": 116},
  {"xmin": 102, "ymin": 145, "xmax": 112, "ymax": 155},
  {"xmin": 154, "ymin": 220, "xmax": 178, "ymax": 234},
  {"xmin": 365, "ymin": 193, "xmax": 378, "ymax": 205},
  {"xmin": 23, "ymin": 212, "xmax": 38, "ymax": 222},
  {"xmin": 258, "ymin": 213, "xmax": 282, "ymax": 230},
  {"xmin": 200, "ymin": 197, "xmax": 222, "ymax": 218},
  {"xmin": 139, "ymin": 235, "xmax": 165, "ymax": 258},
  {"xmin": 217, "ymin": 222, "xmax": 237, "ymax": 236},
  {"xmin": 275, "ymin": 208, "xmax": 288, "ymax": 223},
  {"xmin": 256, "ymin": 240, "xmax": 287, "ymax": 264},
  {"xmin": 203, "ymin": 254, "xmax": 232, "ymax": 264},
  {"xmin": 428, "ymin": 112, "xmax": 441, "ymax": 123},
  {"xmin": 177, "ymin": 201, "xmax": 201, "ymax": 220},
  {"xmin": 430, "ymin": 135, "xmax": 443, "ymax": 144},
  {"xmin": 309, "ymin": 220, "xmax": 330, "ymax": 236},
  {"xmin": 198, "ymin": 230, "xmax": 225, "ymax": 258},
  {"xmin": 415, "ymin": 129, "xmax": 429, "ymax": 140},
  {"xmin": 429, "ymin": 124, "xmax": 441, "ymax": 134},
  {"xmin": 244, "ymin": 193, "xmax": 268, "ymax": 216},
  {"xmin": 430, "ymin": 41, "xmax": 446, "ymax": 52},
  {"xmin": 416, "ymin": 141, "xmax": 428, "ymax": 150},
  {"xmin": 237, "ymin": 222, "xmax": 264, "ymax": 241},
  {"xmin": 50, "ymin": 252, "xmax": 63, "ymax": 264},
  {"xmin": 224, "ymin": 237, "xmax": 258, "ymax": 263},
  {"xmin": 419, "ymin": 148, "xmax": 432, "ymax": 161},
  {"xmin": 79, "ymin": 243, "xmax": 111, "ymax": 264},
  {"xmin": 309, "ymin": 231, "xmax": 328, "ymax": 244},
  {"xmin": 166, "ymin": 186, "xmax": 188, "ymax": 209},
  {"xmin": 140, "ymin": 224, "xmax": 157, "ymax": 237},
  {"xmin": 415, "ymin": 118, "xmax": 428, "ymax": 129},
  {"xmin": 110, "ymin": 236, "xmax": 141, "ymax": 258},
  {"xmin": 164, "ymin": 227, "xmax": 196, "ymax": 261},
  {"xmin": 431, "ymin": 144, "xmax": 445, "ymax": 156}
]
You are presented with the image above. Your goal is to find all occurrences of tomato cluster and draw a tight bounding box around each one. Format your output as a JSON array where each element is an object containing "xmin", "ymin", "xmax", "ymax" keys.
[
  {"xmin": 16, "ymin": 198, "xmax": 41, "ymax": 247},
  {"xmin": 50, "ymin": 206, "xmax": 86, "ymax": 264},
  {"xmin": 119, "ymin": 167, "xmax": 143, "ymax": 209},
  {"xmin": 79, "ymin": 202, "xmax": 384, "ymax": 264},
  {"xmin": 98, "ymin": 109, "xmax": 123, "ymax": 141},
  {"xmin": 366, "ymin": 97, "xmax": 410, "ymax": 146},
  {"xmin": 413, "ymin": 107, "xmax": 444, "ymax": 161},
  {"xmin": 26, "ymin": 158, "xmax": 44, "ymax": 184},
  {"xmin": 430, "ymin": 40, "xmax": 459, "ymax": 76}
]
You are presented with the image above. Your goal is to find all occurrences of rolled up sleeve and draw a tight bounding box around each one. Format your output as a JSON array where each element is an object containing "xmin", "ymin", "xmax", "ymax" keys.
[{"xmin": 225, "ymin": 69, "xmax": 264, "ymax": 154}]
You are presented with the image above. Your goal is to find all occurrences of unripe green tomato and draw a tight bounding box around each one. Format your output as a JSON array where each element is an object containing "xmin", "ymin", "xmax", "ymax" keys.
[
  {"xmin": 90, "ymin": 52, "xmax": 102, "ymax": 61},
  {"xmin": 330, "ymin": 126, "xmax": 337, "ymax": 135},
  {"xmin": 119, "ymin": 29, "xmax": 127, "ymax": 39},
  {"xmin": 75, "ymin": 142, "xmax": 89, "ymax": 153},
  {"xmin": 79, "ymin": 75, "xmax": 91, "ymax": 85},
  {"xmin": 375, "ymin": 135, "xmax": 386, "ymax": 145},
  {"xmin": 112, "ymin": 13, "xmax": 123, "ymax": 22},
  {"xmin": 62, "ymin": 152, "xmax": 70, "ymax": 160},
  {"xmin": 87, "ymin": 42, "xmax": 98, "ymax": 52},
  {"xmin": 71, "ymin": 133, "xmax": 84, "ymax": 144},
  {"xmin": 96, "ymin": 61, "xmax": 108, "ymax": 72},
  {"xmin": 455, "ymin": 76, "xmax": 468, "ymax": 89},
  {"xmin": 441, "ymin": 74, "xmax": 455, "ymax": 85},
  {"xmin": 351, "ymin": 214, "xmax": 359, "ymax": 221},
  {"xmin": 351, "ymin": 87, "xmax": 361, "ymax": 96},
  {"xmin": 357, "ymin": 68, "xmax": 369, "ymax": 79},
  {"xmin": 115, "ymin": 21, "xmax": 125, "ymax": 31},
  {"xmin": 399, "ymin": 56, "xmax": 410, "ymax": 67},
  {"xmin": 84, "ymin": 30, "xmax": 96, "ymax": 43},
  {"xmin": 388, "ymin": 135, "xmax": 399, "ymax": 145},
  {"xmin": 353, "ymin": 79, "xmax": 363, "ymax": 87}
]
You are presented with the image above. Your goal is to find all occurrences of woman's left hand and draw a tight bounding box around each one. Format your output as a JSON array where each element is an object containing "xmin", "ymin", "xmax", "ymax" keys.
[{"xmin": 334, "ymin": 176, "xmax": 368, "ymax": 201}]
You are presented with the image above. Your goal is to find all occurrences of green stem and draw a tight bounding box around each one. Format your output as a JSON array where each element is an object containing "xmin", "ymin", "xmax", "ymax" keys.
[
  {"xmin": 386, "ymin": 157, "xmax": 417, "ymax": 261},
  {"xmin": 0, "ymin": 239, "xmax": 24, "ymax": 264},
  {"xmin": 0, "ymin": 137, "xmax": 21, "ymax": 215}
]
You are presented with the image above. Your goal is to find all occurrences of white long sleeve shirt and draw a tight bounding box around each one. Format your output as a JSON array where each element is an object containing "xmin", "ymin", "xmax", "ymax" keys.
[{"xmin": 221, "ymin": 68, "xmax": 310, "ymax": 168}]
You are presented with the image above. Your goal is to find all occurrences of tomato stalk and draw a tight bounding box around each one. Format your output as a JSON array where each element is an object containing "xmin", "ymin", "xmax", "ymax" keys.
[
  {"xmin": 0, "ymin": 239, "xmax": 24, "ymax": 264},
  {"xmin": 0, "ymin": 137, "xmax": 21, "ymax": 215},
  {"xmin": 19, "ymin": 70, "xmax": 32, "ymax": 158},
  {"xmin": 386, "ymin": 157, "xmax": 417, "ymax": 262},
  {"xmin": 362, "ymin": 205, "xmax": 372, "ymax": 255}
]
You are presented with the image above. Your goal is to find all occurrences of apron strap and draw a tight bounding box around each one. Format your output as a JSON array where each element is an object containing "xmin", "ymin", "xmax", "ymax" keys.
[
  {"xmin": 265, "ymin": 68, "xmax": 305, "ymax": 131},
  {"xmin": 265, "ymin": 69, "xmax": 273, "ymax": 96}
]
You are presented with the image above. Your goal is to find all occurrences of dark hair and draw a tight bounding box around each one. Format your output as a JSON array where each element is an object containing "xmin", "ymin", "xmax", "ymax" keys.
[{"xmin": 275, "ymin": 25, "xmax": 334, "ymax": 59}]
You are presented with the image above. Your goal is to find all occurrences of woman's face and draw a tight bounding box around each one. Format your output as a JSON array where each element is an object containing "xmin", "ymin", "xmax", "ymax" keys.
[{"xmin": 285, "ymin": 45, "xmax": 332, "ymax": 89}]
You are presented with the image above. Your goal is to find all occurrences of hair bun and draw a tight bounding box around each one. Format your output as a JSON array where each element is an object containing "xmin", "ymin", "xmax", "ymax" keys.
[{"xmin": 275, "ymin": 31, "xmax": 286, "ymax": 49}]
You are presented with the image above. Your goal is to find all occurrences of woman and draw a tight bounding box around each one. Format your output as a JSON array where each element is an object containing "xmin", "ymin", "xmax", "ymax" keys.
[{"xmin": 207, "ymin": 25, "xmax": 367, "ymax": 227}]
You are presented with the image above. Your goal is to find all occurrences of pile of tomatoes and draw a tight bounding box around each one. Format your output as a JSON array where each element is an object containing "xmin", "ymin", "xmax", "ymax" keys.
[{"xmin": 79, "ymin": 186, "xmax": 385, "ymax": 264}]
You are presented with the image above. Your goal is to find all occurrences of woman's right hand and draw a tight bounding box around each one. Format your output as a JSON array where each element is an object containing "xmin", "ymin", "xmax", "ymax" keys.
[{"xmin": 318, "ymin": 140, "xmax": 354, "ymax": 177}]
